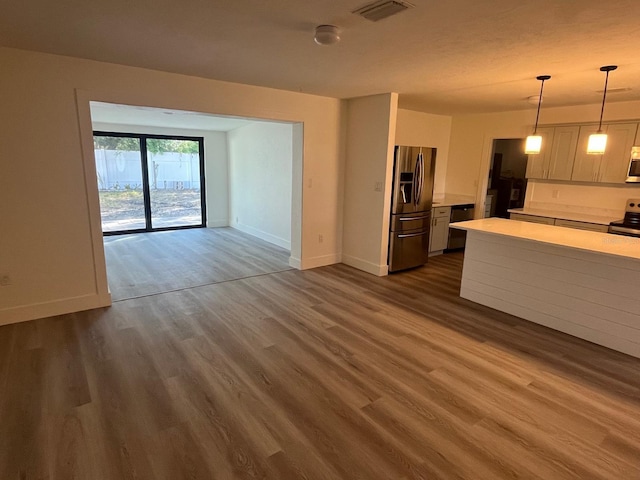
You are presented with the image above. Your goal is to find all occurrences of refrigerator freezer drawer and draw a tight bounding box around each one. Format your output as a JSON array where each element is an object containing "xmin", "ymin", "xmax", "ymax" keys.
[
  {"xmin": 388, "ymin": 229, "xmax": 429, "ymax": 272},
  {"xmin": 390, "ymin": 212, "xmax": 431, "ymax": 232}
]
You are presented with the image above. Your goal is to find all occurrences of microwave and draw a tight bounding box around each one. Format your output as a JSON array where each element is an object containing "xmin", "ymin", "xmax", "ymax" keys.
[{"xmin": 627, "ymin": 146, "xmax": 640, "ymax": 183}]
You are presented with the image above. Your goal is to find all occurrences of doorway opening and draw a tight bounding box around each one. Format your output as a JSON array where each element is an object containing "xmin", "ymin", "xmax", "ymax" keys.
[
  {"xmin": 94, "ymin": 132, "xmax": 206, "ymax": 234},
  {"xmin": 87, "ymin": 101, "xmax": 300, "ymax": 301},
  {"xmin": 487, "ymin": 139, "xmax": 528, "ymax": 218}
]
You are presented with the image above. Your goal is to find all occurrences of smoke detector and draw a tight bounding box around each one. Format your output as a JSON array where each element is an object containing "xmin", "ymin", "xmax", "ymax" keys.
[
  {"xmin": 353, "ymin": 0, "xmax": 414, "ymax": 22},
  {"xmin": 314, "ymin": 25, "xmax": 340, "ymax": 46}
]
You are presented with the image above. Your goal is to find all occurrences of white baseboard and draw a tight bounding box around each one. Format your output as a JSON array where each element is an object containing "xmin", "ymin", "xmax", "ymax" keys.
[
  {"xmin": 289, "ymin": 256, "xmax": 301, "ymax": 269},
  {"xmin": 207, "ymin": 219, "xmax": 228, "ymax": 228},
  {"xmin": 342, "ymin": 254, "xmax": 388, "ymax": 276},
  {"xmin": 232, "ymin": 222, "xmax": 291, "ymax": 250},
  {"xmin": 300, "ymin": 253, "xmax": 342, "ymax": 270},
  {"xmin": 0, "ymin": 292, "xmax": 112, "ymax": 326}
]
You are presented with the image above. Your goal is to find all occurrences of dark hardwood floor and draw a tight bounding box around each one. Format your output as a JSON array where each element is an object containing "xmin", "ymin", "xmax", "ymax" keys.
[
  {"xmin": 1, "ymin": 252, "xmax": 640, "ymax": 479},
  {"xmin": 103, "ymin": 228, "xmax": 293, "ymax": 301}
]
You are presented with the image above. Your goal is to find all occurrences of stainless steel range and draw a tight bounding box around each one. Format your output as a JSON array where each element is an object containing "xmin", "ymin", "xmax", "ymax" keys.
[{"xmin": 609, "ymin": 199, "xmax": 640, "ymax": 237}]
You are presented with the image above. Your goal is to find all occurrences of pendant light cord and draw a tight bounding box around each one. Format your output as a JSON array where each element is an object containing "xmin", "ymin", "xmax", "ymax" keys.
[
  {"xmin": 597, "ymin": 70, "xmax": 611, "ymax": 133},
  {"xmin": 533, "ymin": 78, "xmax": 546, "ymax": 135}
]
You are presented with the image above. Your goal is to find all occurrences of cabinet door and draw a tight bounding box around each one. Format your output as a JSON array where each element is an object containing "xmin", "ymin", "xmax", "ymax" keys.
[
  {"xmin": 525, "ymin": 127, "xmax": 554, "ymax": 179},
  {"xmin": 598, "ymin": 123, "xmax": 638, "ymax": 183},
  {"xmin": 571, "ymin": 125, "xmax": 602, "ymax": 182},
  {"xmin": 547, "ymin": 126, "xmax": 579, "ymax": 180},
  {"xmin": 554, "ymin": 219, "xmax": 608, "ymax": 232},
  {"xmin": 429, "ymin": 216, "xmax": 449, "ymax": 252},
  {"xmin": 510, "ymin": 213, "xmax": 555, "ymax": 225}
]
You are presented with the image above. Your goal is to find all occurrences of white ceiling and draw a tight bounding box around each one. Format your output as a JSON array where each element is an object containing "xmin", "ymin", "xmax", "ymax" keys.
[
  {"xmin": 90, "ymin": 102, "xmax": 256, "ymax": 131},
  {"xmin": 3, "ymin": 0, "xmax": 640, "ymax": 114}
]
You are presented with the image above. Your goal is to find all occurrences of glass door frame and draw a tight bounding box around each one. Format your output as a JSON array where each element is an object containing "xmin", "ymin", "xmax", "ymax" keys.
[{"xmin": 94, "ymin": 131, "xmax": 207, "ymax": 236}]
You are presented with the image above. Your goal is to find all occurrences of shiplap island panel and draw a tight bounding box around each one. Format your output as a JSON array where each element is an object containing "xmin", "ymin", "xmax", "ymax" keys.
[{"xmin": 451, "ymin": 218, "xmax": 640, "ymax": 358}]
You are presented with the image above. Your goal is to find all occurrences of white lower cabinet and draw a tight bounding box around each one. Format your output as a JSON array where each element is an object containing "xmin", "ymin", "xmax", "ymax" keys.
[
  {"xmin": 510, "ymin": 213, "xmax": 608, "ymax": 232},
  {"xmin": 429, "ymin": 206, "xmax": 451, "ymax": 253},
  {"xmin": 509, "ymin": 213, "xmax": 555, "ymax": 225},
  {"xmin": 554, "ymin": 219, "xmax": 608, "ymax": 233}
]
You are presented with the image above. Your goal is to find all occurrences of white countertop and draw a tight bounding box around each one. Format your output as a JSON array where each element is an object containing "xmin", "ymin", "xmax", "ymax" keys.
[
  {"xmin": 451, "ymin": 218, "xmax": 640, "ymax": 260},
  {"xmin": 507, "ymin": 207, "xmax": 619, "ymax": 225},
  {"xmin": 432, "ymin": 194, "xmax": 475, "ymax": 208}
]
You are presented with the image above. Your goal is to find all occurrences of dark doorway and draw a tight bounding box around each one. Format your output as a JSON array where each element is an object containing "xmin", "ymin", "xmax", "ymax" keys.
[{"xmin": 487, "ymin": 139, "xmax": 528, "ymax": 218}]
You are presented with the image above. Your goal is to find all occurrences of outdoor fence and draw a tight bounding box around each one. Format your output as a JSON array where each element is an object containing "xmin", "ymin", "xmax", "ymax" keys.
[{"xmin": 94, "ymin": 149, "xmax": 201, "ymax": 191}]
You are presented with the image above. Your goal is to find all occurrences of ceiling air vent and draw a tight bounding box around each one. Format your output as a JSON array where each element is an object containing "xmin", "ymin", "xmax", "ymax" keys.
[{"xmin": 353, "ymin": 0, "xmax": 414, "ymax": 22}]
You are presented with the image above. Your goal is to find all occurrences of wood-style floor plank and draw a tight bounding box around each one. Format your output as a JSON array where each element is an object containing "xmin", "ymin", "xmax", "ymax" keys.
[
  {"xmin": 103, "ymin": 227, "xmax": 292, "ymax": 301},
  {"xmin": 2, "ymin": 238, "xmax": 640, "ymax": 479}
]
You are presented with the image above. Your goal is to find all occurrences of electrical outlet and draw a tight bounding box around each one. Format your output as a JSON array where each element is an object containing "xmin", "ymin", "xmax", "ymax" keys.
[
  {"xmin": 0, "ymin": 275, "xmax": 11, "ymax": 286},
  {"xmin": 552, "ymin": 189, "xmax": 560, "ymax": 199},
  {"xmin": 318, "ymin": 234, "xmax": 323, "ymax": 244},
  {"xmin": 374, "ymin": 181, "xmax": 383, "ymax": 192}
]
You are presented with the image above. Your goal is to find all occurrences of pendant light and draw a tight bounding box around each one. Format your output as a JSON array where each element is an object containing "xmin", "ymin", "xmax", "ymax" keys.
[
  {"xmin": 525, "ymin": 75, "xmax": 551, "ymax": 154},
  {"xmin": 587, "ymin": 65, "xmax": 617, "ymax": 155}
]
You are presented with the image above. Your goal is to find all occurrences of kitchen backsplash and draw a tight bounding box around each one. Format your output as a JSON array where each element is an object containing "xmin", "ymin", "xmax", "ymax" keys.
[{"xmin": 524, "ymin": 180, "xmax": 640, "ymax": 218}]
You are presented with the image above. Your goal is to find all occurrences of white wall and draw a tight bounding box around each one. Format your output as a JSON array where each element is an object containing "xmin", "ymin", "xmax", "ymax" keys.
[
  {"xmin": 447, "ymin": 100, "xmax": 640, "ymax": 216},
  {"xmin": 525, "ymin": 181, "xmax": 639, "ymax": 219},
  {"xmin": 395, "ymin": 109, "xmax": 452, "ymax": 196},
  {"xmin": 342, "ymin": 93, "xmax": 398, "ymax": 276},
  {"xmin": 92, "ymin": 121, "xmax": 229, "ymax": 227},
  {"xmin": 227, "ymin": 122, "xmax": 293, "ymax": 250},
  {"xmin": 0, "ymin": 46, "xmax": 345, "ymax": 325}
]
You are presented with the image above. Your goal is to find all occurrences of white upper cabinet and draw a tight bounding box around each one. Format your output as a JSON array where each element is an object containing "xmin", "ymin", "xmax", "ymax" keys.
[
  {"xmin": 525, "ymin": 126, "xmax": 578, "ymax": 181},
  {"xmin": 525, "ymin": 121, "xmax": 638, "ymax": 184},
  {"xmin": 547, "ymin": 126, "xmax": 579, "ymax": 180},
  {"xmin": 572, "ymin": 125, "xmax": 602, "ymax": 182},
  {"xmin": 525, "ymin": 127, "xmax": 554, "ymax": 179},
  {"xmin": 599, "ymin": 123, "xmax": 638, "ymax": 183},
  {"xmin": 571, "ymin": 122, "xmax": 638, "ymax": 183}
]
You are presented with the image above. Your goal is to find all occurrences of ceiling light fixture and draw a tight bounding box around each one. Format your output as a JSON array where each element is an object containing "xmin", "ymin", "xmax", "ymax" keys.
[
  {"xmin": 525, "ymin": 75, "xmax": 551, "ymax": 155},
  {"xmin": 587, "ymin": 65, "xmax": 617, "ymax": 155},
  {"xmin": 314, "ymin": 25, "xmax": 340, "ymax": 46}
]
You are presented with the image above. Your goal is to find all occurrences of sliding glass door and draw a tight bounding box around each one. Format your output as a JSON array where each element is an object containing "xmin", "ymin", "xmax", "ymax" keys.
[
  {"xmin": 94, "ymin": 132, "xmax": 206, "ymax": 235},
  {"xmin": 94, "ymin": 135, "xmax": 146, "ymax": 233},
  {"xmin": 146, "ymin": 138, "xmax": 203, "ymax": 228}
]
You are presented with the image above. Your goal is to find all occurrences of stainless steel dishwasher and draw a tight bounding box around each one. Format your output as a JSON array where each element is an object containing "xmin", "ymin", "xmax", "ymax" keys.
[{"xmin": 447, "ymin": 204, "xmax": 474, "ymax": 250}]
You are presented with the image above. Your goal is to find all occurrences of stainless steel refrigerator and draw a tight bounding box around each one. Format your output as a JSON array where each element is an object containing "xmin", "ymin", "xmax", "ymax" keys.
[{"xmin": 388, "ymin": 145, "xmax": 436, "ymax": 272}]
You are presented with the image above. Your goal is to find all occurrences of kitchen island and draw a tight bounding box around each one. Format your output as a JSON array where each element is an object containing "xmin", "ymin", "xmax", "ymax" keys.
[{"xmin": 450, "ymin": 218, "xmax": 640, "ymax": 358}]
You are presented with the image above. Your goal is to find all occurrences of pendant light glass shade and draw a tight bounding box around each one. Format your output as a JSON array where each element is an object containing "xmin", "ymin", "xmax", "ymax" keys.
[
  {"xmin": 525, "ymin": 135, "xmax": 543, "ymax": 154},
  {"xmin": 587, "ymin": 65, "xmax": 617, "ymax": 155},
  {"xmin": 525, "ymin": 75, "xmax": 551, "ymax": 155},
  {"xmin": 587, "ymin": 133, "xmax": 608, "ymax": 155}
]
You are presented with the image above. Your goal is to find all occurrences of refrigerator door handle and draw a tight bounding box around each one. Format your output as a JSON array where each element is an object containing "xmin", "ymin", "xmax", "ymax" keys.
[
  {"xmin": 397, "ymin": 231, "xmax": 427, "ymax": 239},
  {"xmin": 398, "ymin": 214, "xmax": 430, "ymax": 221},
  {"xmin": 413, "ymin": 154, "xmax": 419, "ymax": 207},
  {"xmin": 416, "ymin": 152, "xmax": 424, "ymax": 205}
]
